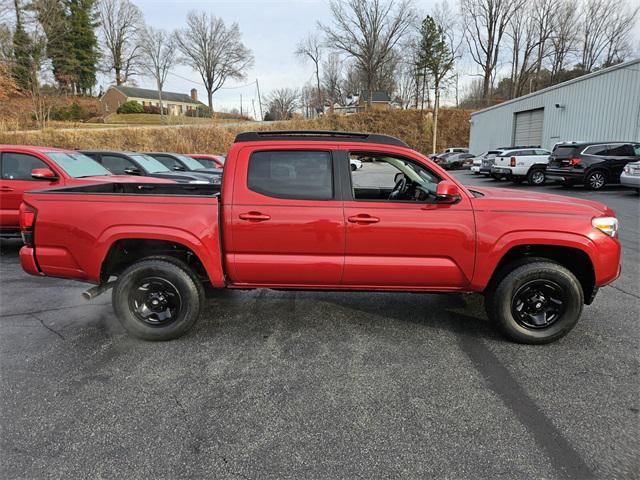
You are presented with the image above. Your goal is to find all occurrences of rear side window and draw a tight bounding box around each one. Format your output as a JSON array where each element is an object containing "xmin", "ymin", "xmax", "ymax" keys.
[
  {"xmin": 248, "ymin": 151, "xmax": 333, "ymax": 200},
  {"xmin": 583, "ymin": 145, "xmax": 611, "ymax": 156},
  {"xmin": 1, "ymin": 153, "xmax": 49, "ymax": 180}
]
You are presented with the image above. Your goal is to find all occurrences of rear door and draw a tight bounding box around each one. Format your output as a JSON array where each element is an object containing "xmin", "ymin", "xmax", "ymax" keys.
[
  {"xmin": 342, "ymin": 149, "xmax": 475, "ymax": 288},
  {"xmin": 0, "ymin": 151, "xmax": 62, "ymax": 230},
  {"xmin": 226, "ymin": 146, "xmax": 345, "ymax": 286}
]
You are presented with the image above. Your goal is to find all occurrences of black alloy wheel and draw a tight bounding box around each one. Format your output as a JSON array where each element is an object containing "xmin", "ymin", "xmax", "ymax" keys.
[
  {"xmin": 511, "ymin": 279, "xmax": 565, "ymax": 329},
  {"xmin": 129, "ymin": 277, "xmax": 182, "ymax": 326}
]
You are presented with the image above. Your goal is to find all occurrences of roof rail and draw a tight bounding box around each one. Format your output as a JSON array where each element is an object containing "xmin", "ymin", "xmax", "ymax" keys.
[{"xmin": 234, "ymin": 130, "xmax": 409, "ymax": 148}]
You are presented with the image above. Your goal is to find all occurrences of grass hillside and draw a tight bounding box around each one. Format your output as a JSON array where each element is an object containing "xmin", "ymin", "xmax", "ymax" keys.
[{"xmin": 0, "ymin": 109, "xmax": 472, "ymax": 155}]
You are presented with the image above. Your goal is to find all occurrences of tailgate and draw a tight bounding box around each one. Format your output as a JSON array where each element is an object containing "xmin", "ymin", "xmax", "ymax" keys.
[{"xmin": 494, "ymin": 155, "xmax": 510, "ymax": 167}]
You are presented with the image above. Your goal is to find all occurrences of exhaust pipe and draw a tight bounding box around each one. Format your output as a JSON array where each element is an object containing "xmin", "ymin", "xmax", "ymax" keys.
[{"xmin": 82, "ymin": 281, "xmax": 115, "ymax": 301}]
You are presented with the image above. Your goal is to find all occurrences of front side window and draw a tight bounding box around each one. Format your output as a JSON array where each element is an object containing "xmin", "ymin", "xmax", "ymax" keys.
[
  {"xmin": 101, "ymin": 155, "xmax": 136, "ymax": 175},
  {"xmin": 350, "ymin": 153, "xmax": 440, "ymax": 202},
  {"xmin": 1, "ymin": 153, "xmax": 49, "ymax": 180},
  {"xmin": 45, "ymin": 152, "xmax": 111, "ymax": 178},
  {"xmin": 607, "ymin": 144, "xmax": 634, "ymax": 156},
  {"xmin": 248, "ymin": 150, "xmax": 333, "ymax": 200}
]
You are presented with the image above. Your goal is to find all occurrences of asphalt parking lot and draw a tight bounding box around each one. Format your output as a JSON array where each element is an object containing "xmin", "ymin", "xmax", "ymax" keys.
[{"xmin": 1, "ymin": 168, "xmax": 638, "ymax": 479}]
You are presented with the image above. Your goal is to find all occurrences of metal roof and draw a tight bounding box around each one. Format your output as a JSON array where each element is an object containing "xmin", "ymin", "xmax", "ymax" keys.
[{"xmin": 471, "ymin": 58, "xmax": 640, "ymax": 117}]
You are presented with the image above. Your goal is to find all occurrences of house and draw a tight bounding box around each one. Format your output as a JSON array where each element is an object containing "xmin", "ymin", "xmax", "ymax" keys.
[
  {"xmin": 332, "ymin": 91, "xmax": 393, "ymax": 115},
  {"xmin": 100, "ymin": 86, "xmax": 206, "ymax": 116}
]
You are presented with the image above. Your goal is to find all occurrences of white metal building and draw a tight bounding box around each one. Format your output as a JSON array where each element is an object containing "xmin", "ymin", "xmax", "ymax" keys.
[{"xmin": 468, "ymin": 59, "xmax": 640, "ymax": 153}]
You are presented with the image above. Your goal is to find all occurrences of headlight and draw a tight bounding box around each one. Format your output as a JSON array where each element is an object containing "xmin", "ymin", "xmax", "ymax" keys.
[{"xmin": 592, "ymin": 216, "xmax": 618, "ymax": 237}]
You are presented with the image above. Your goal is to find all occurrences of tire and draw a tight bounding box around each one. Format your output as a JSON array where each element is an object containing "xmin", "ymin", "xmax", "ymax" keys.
[
  {"xmin": 585, "ymin": 170, "xmax": 607, "ymax": 190},
  {"xmin": 112, "ymin": 256, "xmax": 205, "ymax": 341},
  {"xmin": 527, "ymin": 168, "xmax": 546, "ymax": 186},
  {"xmin": 485, "ymin": 261, "xmax": 584, "ymax": 344},
  {"xmin": 350, "ymin": 163, "xmax": 357, "ymax": 171},
  {"xmin": 491, "ymin": 174, "xmax": 501, "ymax": 181}
]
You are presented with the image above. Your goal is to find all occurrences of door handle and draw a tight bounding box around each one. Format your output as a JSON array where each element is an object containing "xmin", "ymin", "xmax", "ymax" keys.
[
  {"xmin": 0, "ymin": 186, "xmax": 13, "ymax": 192},
  {"xmin": 347, "ymin": 214, "xmax": 380, "ymax": 224},
  {"xmin": 239, "ymin": 211, "xmax": 271, "ymax": 222}
]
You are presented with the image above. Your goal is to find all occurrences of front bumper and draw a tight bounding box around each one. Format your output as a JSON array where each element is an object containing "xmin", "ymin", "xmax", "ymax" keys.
[{"xmin": 471, "ymin": 166, "xmax": 481, "ymax": 173}]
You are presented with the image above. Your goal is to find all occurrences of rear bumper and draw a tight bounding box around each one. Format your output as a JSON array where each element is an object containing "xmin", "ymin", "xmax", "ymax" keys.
[
  {"xmin": 620, "ymin": 172, "xmax": 640, "ymax": 188},
  {"xmin": 20, "ymin": 246, "xmax": 42, "ymax": 276}
]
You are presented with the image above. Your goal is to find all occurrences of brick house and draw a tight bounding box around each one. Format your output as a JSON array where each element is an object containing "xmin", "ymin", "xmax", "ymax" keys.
[{"xmin": 100, "ymin": 86, "xmax": 206, "ymax": 115}]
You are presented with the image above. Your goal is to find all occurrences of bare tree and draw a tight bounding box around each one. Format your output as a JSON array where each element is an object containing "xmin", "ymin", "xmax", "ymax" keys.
[
  {"xmin": 139, "ymin": 26, "xmax": 176, "ymax": 121},
  {"xmin": 461, "ymin": 0, "xmax": 526, "ymax": 101},
  {"xmin": 322, "ymin": 52, "xmax": 344, "ymax": 107},
  {"xmin": 266, "ymin": 87, "xmax": 299, "ymax": 120},
  {"xmin": 295, "ymin": 33, "xmax": 323, "ymax": 113},
  {"xmin": 548, "ymin": 0, "xmax": 578, "ymax": 81},
  {"xmin": 320, "ymin": 0, "xmax": 415, "ymax": 107},
  {"xmin": 98, "ymin": 0, "xmax": 144, "ymax": 85},
  {"xmin": 175, "ymin": 11, "xmax": 254, "ymax": 111},
  {"xmin": 602, "ymin": 0, "xmax": 639, "ymax": 66}
]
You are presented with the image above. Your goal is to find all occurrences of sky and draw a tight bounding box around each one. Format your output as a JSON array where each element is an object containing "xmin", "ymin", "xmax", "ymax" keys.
[
  {"xmin": 100, "ymin": 0, "xmax": 640, "ymax": 115},
  {"xmin": 113, "ymin": 0, "xmax": 441, "ymax": 115}
]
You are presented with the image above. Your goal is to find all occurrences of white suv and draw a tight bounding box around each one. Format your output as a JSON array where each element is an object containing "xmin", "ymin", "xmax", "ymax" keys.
[{"xmin": 491, "ymin": 148, "xmax": 551, "ymax": 185}]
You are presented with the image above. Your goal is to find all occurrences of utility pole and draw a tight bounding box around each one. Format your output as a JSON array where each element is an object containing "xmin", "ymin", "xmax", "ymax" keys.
[
  {"xmin": 252, "ymin": 99, "xmax": 257, "ymax": 120},
  {"xmin": 240, "ymin": 94, "xmax": 243, "ymax": 117},
  {"xmin": 256, "ymin": 79, "xmax": 263, "ymax": 121}
]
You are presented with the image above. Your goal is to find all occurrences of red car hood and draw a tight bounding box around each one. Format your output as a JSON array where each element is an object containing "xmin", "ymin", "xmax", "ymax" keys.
[
  {"xmin": 67, "ymin": 175, "xmax": 173, "ymax": 184},
  {"xmin": 469, "ymin": 186, "xmax": 613, "ymax": 217}
]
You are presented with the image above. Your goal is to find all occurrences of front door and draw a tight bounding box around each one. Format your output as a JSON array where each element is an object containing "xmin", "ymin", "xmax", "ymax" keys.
[
  {"xmin": 342, "ymin": 150, "xmax": 475, "ymax": 289},
  {"xmin": 226, "ymin": 147, "xmax": 345, "ymax": 286},
  {"xmin": 0, "ymin": 152, "xmax": 60, "ymax": 231}
]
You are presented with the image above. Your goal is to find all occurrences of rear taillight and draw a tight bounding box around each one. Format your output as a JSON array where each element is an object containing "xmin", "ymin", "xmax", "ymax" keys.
[
  {"xmin": 510, "ymin": 156, "xmax": 516, "ymax": 167},
  {"xmin": 19, "ymin": 203, "xmax": 37, "ymax": 247},
  {"xmin": 570, "ymin": 158, "xmax": 581, "ymax": 166}
]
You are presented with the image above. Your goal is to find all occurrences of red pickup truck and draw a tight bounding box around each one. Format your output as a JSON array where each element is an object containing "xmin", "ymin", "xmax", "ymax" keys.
[{"xmin": 19, "ymin": 131, "xmax": 621, "ymax": 344}]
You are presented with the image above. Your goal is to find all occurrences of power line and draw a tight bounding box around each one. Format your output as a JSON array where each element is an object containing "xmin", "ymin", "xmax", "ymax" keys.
[{"xmin": 166, "ymin": 71, "xmax": 258, "ymax": 91}]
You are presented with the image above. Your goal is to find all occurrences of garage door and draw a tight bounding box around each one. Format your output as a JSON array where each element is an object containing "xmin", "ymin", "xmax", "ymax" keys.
[{"xmin": 513, "ymin": 108, "xmax": 544, "ymax": 146}]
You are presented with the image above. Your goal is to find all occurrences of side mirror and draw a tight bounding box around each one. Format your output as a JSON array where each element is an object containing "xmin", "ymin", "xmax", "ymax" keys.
[
  {"xmin": 123, "ymin": 167, "xmax": 141, "ymax": 175},
  {"xmin": 31, "ymin": 168, "xmax": 58, "ymax": 181},
  {"xmin": 173, "ymin": 165, "xmax": 186, "ymax": 171},
  {"xmin": 435, "ymin": 181, "xmax": 462, "ymax": 204}
]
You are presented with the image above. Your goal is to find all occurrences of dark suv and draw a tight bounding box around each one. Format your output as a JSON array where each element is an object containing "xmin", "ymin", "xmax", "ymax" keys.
[{"xmin": 546, "ymin": 142, "xmax": 640, "ymax": 190}]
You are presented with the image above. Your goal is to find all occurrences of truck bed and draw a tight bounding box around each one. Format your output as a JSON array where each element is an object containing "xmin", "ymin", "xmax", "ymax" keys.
[{"xmin": 21, "ymin": 182, "xmax": 224, "ymax": 286}]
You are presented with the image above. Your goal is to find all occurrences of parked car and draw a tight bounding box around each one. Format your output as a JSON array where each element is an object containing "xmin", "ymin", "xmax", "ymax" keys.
[
  {"xmin": 491, "ymin": 148, "xmax": 551, "ymax": 185},
  {"xmin": 546, "ymin": 142, "xmax": 640, "ymax": 190},
  {"xmin": 144, "ymin": 152, "xmax": 223, "ymax": 179},
  {"xmin": 441, "ymin": 153, "xmax": 475, "ymax": 170},
  {"xmin": 0, "ymin": 145, "xmax": 172, "ymax": 239},
  {"xmin": 80, "ymin": 151, "xmax": 218, "ymax": 184},
  {"xmin": 188, "ymin": 154, "xmax": 225, "ymax": 169},
  {"xmin": 443, "ymin": 147, "xmax": 469, "ymax": 154},
  {"xmin": 471, "ymin": 151, "xmax": 502, "ymax": 174},
  {"xmin": 620, "ymin": 161, "xmax": 640, "ymax": 192},
  {"xmin": 20, "ymin": 131, "xmax": 621, "ymax": 345},
  {"xmin": 350, "ymin": 158, "xmax": 363, "ymax": 171}
]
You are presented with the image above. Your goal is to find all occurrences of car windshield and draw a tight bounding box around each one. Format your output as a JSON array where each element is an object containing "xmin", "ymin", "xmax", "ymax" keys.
[
  {"xmin": 45, "ymin": 152, "xmax": 112, "ymax": 178},
  {"xmin": 130, "ymin": 154, "xmax": 170, "ymax": 173},
  {"xmin": 176, "ymin": 154, "xmax": 209, "ymax": 170}
]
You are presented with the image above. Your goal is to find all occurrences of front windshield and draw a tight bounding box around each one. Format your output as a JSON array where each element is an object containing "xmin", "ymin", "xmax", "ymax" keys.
[
  {"xmin": 45, "ymin": 152, "xmax": 112, "ymax": 178},
  {"xmin": 130, "ymin": 154, "xmax": 170, "ymax": 173},
  {"xmin": 176, "ymin": 154, "xmax": 210, "ymax": 170}
]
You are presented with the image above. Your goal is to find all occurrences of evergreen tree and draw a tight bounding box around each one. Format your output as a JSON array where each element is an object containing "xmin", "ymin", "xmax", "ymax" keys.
[
  {"xmin": 69, "ymin": 0, "xmax": 99, "ymax": 94},
  {"xmin": 11, "ymin": 0, "xmax": 34, "ymax": 91}
]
